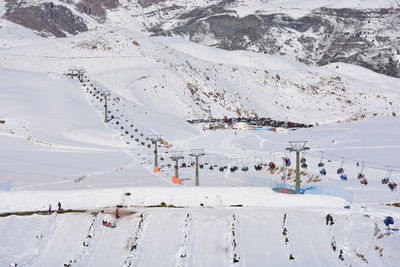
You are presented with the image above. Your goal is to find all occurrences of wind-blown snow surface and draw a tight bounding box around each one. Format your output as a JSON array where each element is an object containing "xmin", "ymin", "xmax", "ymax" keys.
[{"xmin": 1, "ymin": 17, "xmax": 400, "ymax": 267}]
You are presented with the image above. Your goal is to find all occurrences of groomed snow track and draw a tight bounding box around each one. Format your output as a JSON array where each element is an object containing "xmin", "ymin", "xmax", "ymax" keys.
[{"xmin": 1, "ymin": 208, "xmax": 399, "ymax": 267}]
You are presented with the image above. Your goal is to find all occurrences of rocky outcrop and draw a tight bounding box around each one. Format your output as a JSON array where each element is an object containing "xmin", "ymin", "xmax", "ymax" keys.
[
  {"xmin": 3, "ymin": 0, "xmax": 120, "ymax": 36},
  {"xmin": 4, "ymin": 1, "xmax": 88, "ymax": 37},
  {"xmin": 2, "ymin": 0, "xmax": 399, "ymax": 77},
  {"xmin": 150, "ymin": 3, "xmax": 400, "ymax": 78},
  {"xmin": 138, "ymin": 0, "xmax": 168, "ymax": 8},
  {"xmin": 65, "ymin": 0, "xmax": 119, "ymax": 22}
]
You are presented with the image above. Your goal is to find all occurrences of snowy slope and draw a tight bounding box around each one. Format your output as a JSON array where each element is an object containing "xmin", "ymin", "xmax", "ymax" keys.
[
  {"xmin": 0, "ymin": 8, "xmax": 400, "ymax": 267},
  {"xmin": 0, "ymin": 204, "xmax": 399, "ymax": 266},
  {"xmin": 0, "ymin": 26, "xmax": 398, "ymax": 125},
  {"xmin": 225, "ymin": 0, "xmax": 400, "ymax": 18},
  {"xmin": 0, "ymin": 19, "xmax": 44, "ymax": 48}
]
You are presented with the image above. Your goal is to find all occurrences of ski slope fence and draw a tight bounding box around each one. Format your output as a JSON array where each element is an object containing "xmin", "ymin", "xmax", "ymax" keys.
[
  {"xmin": 244, "ymin": 176, "xmax": 353, "ymax": 203},
  {"xmin": 0, "ymin": 180, "xmax": 12, "ymax": 191}
]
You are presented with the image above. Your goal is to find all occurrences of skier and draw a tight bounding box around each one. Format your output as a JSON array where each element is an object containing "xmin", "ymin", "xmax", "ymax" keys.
[
  {"xmin": 57, "ymin": 202, "xmax": 62, "ymax": 211},
  {"xmin": 48, "ymin": 204, "xmax": 52, "ymax": 214},
  {"xmin": 320, "ymin": 168, "xmax": 327, "ymax": 176},
  {"xmin": 340, "ymin": 174, "xmax": 347, "ymax": 181},
  {"xmin": 360, "ymin": 178, "xmax": 368, "ymax": 185}
]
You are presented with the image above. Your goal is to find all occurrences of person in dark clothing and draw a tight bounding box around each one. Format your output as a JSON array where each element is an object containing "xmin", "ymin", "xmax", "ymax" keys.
[
  {"xmin": 325, "ymin": 214, "xmax": 334, "ymax": 226},
  {"xmin": 57, "ymin": 202, "xmax": 62, "ymax": 210}
]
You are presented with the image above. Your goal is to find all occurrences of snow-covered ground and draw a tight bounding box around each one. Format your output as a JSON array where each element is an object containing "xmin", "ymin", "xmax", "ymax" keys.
[
  {"xmin": 0, "ymin": 15, "xmax": 399, "ymax": 267},
  {"xmin": 226, "ymin": 0, "xmax": 400, "ymax": 18}
]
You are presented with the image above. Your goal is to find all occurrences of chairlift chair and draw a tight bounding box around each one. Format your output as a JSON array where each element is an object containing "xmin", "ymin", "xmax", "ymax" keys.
[
  {"xmin": 357, "ymin": 162, "xmax": 365, "ymax": 179},
  {"xmin": 382, "ymin": 168, "xmax": 392, "ymax": 184},
  {"xmin": 388, "ymin": 182, "xmax": 397, "ymax": 191},
  {"xmin": 318, "ymin": 152, "xmax": 325, "ymax": 168},
  {"xmin": 337, "ymin": 157, "xmax": 344, "ymax": 174}
]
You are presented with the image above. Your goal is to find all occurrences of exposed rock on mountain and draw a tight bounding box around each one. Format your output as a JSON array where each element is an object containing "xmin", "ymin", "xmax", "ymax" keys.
[
  {"xmin": 150, "ymin": 3, "xmax": 400, "ymax": 78},
  {"xmin": 4, "ymin": 1, "xmax": 88, "ymax": 37},
  {"xmin": 1, "ymin": 0, "xmax": 400, "ymax": 77}
]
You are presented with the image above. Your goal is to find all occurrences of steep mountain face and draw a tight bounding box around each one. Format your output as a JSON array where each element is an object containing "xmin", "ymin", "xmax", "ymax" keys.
[
  {"xmin": 149, "ymin": 1, "xmax": 400, "ymax": 78},
  {"xmin": 2, "ymin": 0, "xmax": 119, "ymax": 37},
  {"xmin": 3, "ymin": 0, "xmax": 88, "ymax": 37}
]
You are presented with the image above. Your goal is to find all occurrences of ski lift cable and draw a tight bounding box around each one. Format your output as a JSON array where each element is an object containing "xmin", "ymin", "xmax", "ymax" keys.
[{"xmin": 307, "ymin": 150, "xmax": 400, "ymax": 172}]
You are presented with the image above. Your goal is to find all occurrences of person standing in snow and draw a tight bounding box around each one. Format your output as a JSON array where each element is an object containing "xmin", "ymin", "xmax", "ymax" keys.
[
  {"xmin": 57, "ymin": 202, "xmax": 62, "ymax": 210},
  {"xmin": 48, "ymin": 204, "xmax": 52, "ymax": 214}
]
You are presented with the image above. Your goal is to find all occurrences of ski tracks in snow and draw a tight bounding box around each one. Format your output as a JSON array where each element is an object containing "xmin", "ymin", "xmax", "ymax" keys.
[
  {"xmin": 63, "ymin": 212, "xmax": 104, "ymax": 267},
  {"xmin": 227, "ymin": 214, "xmax": 241, "ymax": 266},
  {"xmin": 123, "ymin": 212, "xmax": 149, "ymax": 267},
  {"xmin": 18, "ymin": 213, "xmax": 59, "ymax": 267},
  {"xmin": 175, "ymin": 212, "xmax": 193, "ymax": 267},
  {"xmin": 281, "ymin": 213, "xmax": 296, "ymax": 261}
]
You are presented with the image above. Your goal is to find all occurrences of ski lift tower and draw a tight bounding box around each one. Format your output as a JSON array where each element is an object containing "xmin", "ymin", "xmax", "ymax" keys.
[
  {"xmin": 102, "ymin": 92, "xmax": 111, "ymax": 123},
  {"xmin": 76, "ymin": 68, "xmax": 86, "ymax": 82},
  {"xmin": 189, "ymin": 149, "xmax": 205, "ymax": 186},
  {"xmin": 170, "ymin": 151, "xmax": 184, "ymax": 184},
  {"xmin": 286, "ymin": 141, "xmax": 310, "ymax": 194},
  {"xmin": 150, "ymin": 135, "xmax": 163, "ymax": 172}
]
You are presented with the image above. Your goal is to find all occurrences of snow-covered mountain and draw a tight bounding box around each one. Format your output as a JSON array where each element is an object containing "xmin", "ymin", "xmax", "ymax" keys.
[
  {"xmin": 1, "ymin": 18, "xmax": 399, "ymax": 125},
  {"xmin": 1, "ymin": 2, "xmax": 400, "ymax": 267},
  {"xmin": 1, "ymin": 0, "xmax": 400, "ymax": 78}
]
